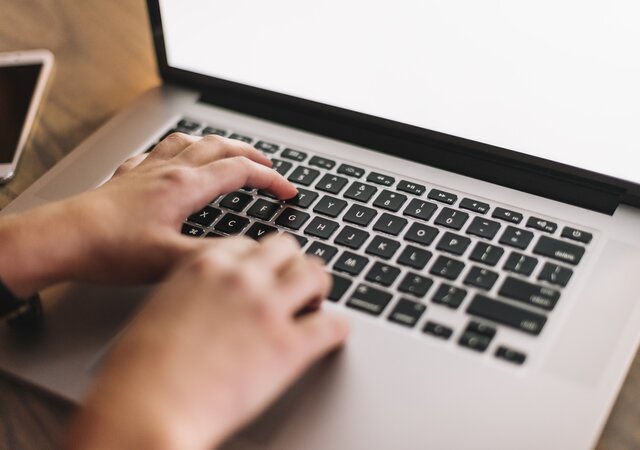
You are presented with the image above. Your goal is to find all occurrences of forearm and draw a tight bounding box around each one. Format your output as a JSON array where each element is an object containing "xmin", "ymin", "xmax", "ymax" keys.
[{"xmin": 0, "ymin": 200, "xmax": 88, "ymax": 298}]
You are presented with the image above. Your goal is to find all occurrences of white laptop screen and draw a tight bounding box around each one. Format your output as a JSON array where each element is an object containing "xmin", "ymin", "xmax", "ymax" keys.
[{"xmin": 159, "ymin": 1, "xmax": 640, "ymax": 185}]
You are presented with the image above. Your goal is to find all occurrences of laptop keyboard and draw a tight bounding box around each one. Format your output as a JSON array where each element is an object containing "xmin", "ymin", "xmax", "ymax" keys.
[{"xmin": 162, "ymin": 118, "xmax": 594, "ymax": 367}]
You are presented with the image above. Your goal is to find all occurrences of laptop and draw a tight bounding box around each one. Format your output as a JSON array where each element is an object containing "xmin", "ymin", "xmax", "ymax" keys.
[{"xmin": 2, "ymin": 1, "xmax": 640, "ymax": 449}]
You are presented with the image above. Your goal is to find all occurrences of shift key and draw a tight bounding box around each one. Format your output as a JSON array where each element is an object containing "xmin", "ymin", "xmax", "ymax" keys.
[{"xmin": 467, "ymin": 294, "xmax": 547, "ymax": 335}]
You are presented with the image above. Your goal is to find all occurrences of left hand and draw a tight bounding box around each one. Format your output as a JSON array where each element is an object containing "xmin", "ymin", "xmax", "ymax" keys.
[{"xmin": 0, "ymin": 133, "xmax": 297, "ymax": 297}]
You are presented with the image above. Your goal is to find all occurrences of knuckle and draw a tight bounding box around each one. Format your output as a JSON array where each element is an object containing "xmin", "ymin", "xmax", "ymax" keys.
[
  {"xmin": 201, "ymin": 134, "xmax": 224, "ymax": 145},
  {"xmin": 188, "ymin": 248, "xmax": 227, "ymax": 277},
  {"xmin": 163, "ymin": 132, "xmax": 192, "ymax": 145},
  {"xmin": 160, "ymin": 166, "xmax": 194, "ymax": 188}
]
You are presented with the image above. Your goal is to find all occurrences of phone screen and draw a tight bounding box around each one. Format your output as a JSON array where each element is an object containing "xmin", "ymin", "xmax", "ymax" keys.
[{"xmin": 0, "ymin": 63, "xmax": 42, "ymax": 163}]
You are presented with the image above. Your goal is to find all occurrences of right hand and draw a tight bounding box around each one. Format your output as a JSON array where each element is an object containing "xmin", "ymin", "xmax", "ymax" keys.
[{"xmin": 65, "ymin": 234, "xmax": 350, "ymax": 450}]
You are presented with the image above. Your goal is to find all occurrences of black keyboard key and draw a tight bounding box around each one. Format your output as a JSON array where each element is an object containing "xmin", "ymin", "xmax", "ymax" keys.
[
  {"xmin": 430, "ymin": 256, "xmax": 465, "ymax": 280},
  {"xmin": 334, "ymin": 226, "xmax": 370, "ymax": 250},
  {"xmin": 459, "ymin": 198, "xmax": 490, "ymax": 214},
  {"xmin": 434, "ymin": 207, "xmax": 469, "ymax": 230},
  {"xmin": 188, "ymin": 206, "xmax": 221, "ymax": 227},
  {"xmin": 398, "ymin": 273, "xmax": 433, "ymax": 298},
  {"xmin": 270, "ymin": 158, "xmax": 293, "ymax": 176},
  {"xmin": 397, "ymin": 245, "xmax": 432, "ymax": 270},
  {"xmin": 316, "ymin": 174, "xmax": 348, "ymax": 194},
  {"xmin": 337, "ymin": 163, "xmax": 365, "ymax": 178},
  {"xmin": 373, "ymin": 213, "xmax": 408, "ymax": 236},
  {"xmin": 366, "ymin": 262, "xmax": 401, "ymax": 287},
  {"xmin": 182, "ymin": 224, "xmax": 204, "ymax": 237},
  {"xmin": 388, "ymin": 298, "xmax": 426, "ymax": 328},
  {"xmin": 288, "ymin": 166, "xmax": 320, "ymax": 186},
  {"xmin": 403, "ymin": 199, "xmax": 438, "ymax": 222},
  {"xmin": 177, "ymin": 119, "xmax": 200, "ymax": 131},
  {"xmin": 306, "ymin": 242, "xmax": 338, "ymax": 264},
  {"xmin": 466, "ymin": 321, "xmax": 497, "ymax": 338},
  {"xmin": 499, "ymin": 226, "xmax": 534, "ymax": 250},
  {"xmin": 247, "ymin": 199, "xmax": 280, "ymax": 221},
  {"xmin": 495, "ymin": 346, "xmax": 527, "ymax": 365},
  {"xmin": 499, "ymin": 277, "xmax": 560, "ymax": 311},
  {"xmin": 526, "ymin": 217, "xmax": 557, "ymax": 234},
  {"xmin": 404, "ymin": 222, "xmax": 439, "ymax": 246},
  {"xmin": 286, "ymin": 188, "xmax": 319, "ymax": 208},
  {"xmin": 367, "ymin": 172, "xmax": 395, "ymax": 186},
  {"xmin": 214, "ymin": 213, "xmax": 250, "ymax": 234},
  {"xmin": 397, "ymin": 180, "xmax": 426, "ymax": 196},
  {"xmin": 328, "ymin": 274, "xmax": 351, "ymax": 301},
  {"xmin": 313, "ymin": 196, "xmax": 348, "ymax": 218},
  {"xmin": 466, "ymin": 217, "xmax": 501, "ymax": 240},
  {"xmin": 334, "ymin": 252, "xmax": 369, "ymax": 276},
  {"xmin": 562, "ymin": 226, "xmax": 593, "ymax": 244},
  {"xmin": 254, "ymin": 141, "xmax": 279, "ymax": 153},
  {"xmin": 504, "ymin": 252, "xmax": 538, "ymax": 276},
  {"xmin": 428, "ymin": 189, "xmax": 457, "ymax": 205},
  {"xmin": 220, "ymin": 191, "xmax": 253, "ymax": 212},
  {"xmin": 346, "ymin": 284, "xmax": 392, "ymax": 316},
  {"xmin": 245, "ymin": 222, "xmax": 278, "ymax": 241},
  {"xmin": 423, "ymin": 321, "xmax": 453, "ymax": 340},
  {"xmin": 275, "ymin": 208, "xmax": 310, "ymax": 230},
  {"xmin": 373, "ymin": 190, "xmax": 407, "ymax": 212},
  {"xmin": 533, "ymin": 235, "xmax": 585, "ymax": 265},
  {"xmin": 281, "ymin": 148, "xmax": 307, "ymax": 161},
  {"xmin": 304, "ymin": 217, "xmax": 340, "ymax": 240},
  {"xmin": 538, "ymin": 262, "xmax": 573, "ymax": 287},
  {"xmin": 467, "ymin": 294, "xmax": 547, "ymax": 335},
  {"xmin": 469, "ymin": 242, "xmax": 504, "ymax": 266},
  {"xmin": 492, "ymin": 207, "xmax": 523, "ymax": 224},
  {"xmin": 432, "ymin": 283, "xmax": 466, "ymax": 309},
  {"xmin": 365, "ymin": 236, "xmax": 401, "ymax": 259},
  {"xmin": 229, "ymin": 133, "xmax": 252, "ymax": 143},
  {"xmin": 464, "ymin": 266, "xmax": 499, "ymax": 291},
  {"xmin": 286, "ymin": 233, "xmax": 308, "ymax": 248},
  {"xmin": 309, "ymin": 156, "xmax": 336, "ymax": 170},
  {"xmin": 201, "ymin": 126, "xmax": 226, "ymax": 136},
  {"xmin": 343, "ymin": 204, "xmax": 377, "ymax": 226},
  {"xmin": 205, "ymin": 231, "xmax": 223, "ymax": 238},
  {"xmin": 459, "ymin": 331, "xmax": 491, "ymax": 352},
  {"xmin": 436, "ymin": 232, "xmax": 471, "ymax": 256},
  {"xmin": 343, "ymin": 182, "xmax": 377, "ymax": 202}
]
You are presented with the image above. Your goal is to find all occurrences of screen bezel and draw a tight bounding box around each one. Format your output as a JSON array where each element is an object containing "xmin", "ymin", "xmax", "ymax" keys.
[
  {"xmin": 147, "ymin": 1, "xmax": 638, "ymax": 214},
  {"xmin": 0, "ymin": 49, "xmax": 54, "ymax": 182}
]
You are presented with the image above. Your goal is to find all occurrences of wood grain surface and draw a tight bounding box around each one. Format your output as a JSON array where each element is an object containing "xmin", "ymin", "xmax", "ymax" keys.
[{"xmin": 0, "ymin": 1, "xmax": 638, "ymax": 449}]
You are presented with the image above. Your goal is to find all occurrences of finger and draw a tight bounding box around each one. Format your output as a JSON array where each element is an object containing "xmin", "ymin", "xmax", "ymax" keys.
[
  {"xmin": 276, "ymin": 256, "xmax": 331, "ymax": 314},
  {"xmin": 195, "ymin": 156, "xmax": 297, "ymax": 205},
  {"xmin": 112, "ymin": 153, "xmax": 148, "ymax": 177},
  {"xmin": 292, "ymin": 311, "xmax": 350, "ymax": 369},
  {"xmin": 174, "ymin": 235, "xmax": 260, "ymax": 274},
  {"xmin": 247, "ymin": 233, "xmax": 303, "ymax": 275},
  {"xmin": 145, "ymin": 132, "xmax": 198, "ymax": 161},
  {"xmin": 173, "ymin": 135, "xmax": 273, "ymax": 168}
]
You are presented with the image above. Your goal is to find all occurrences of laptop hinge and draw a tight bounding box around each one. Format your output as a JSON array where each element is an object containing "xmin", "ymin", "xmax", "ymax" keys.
[{"xmin": 199, "ymin": 91, "xmax": 623, "ymax": 215}]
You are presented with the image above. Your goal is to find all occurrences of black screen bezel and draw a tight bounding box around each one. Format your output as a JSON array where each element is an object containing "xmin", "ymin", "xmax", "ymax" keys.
[{"xmin": 146, "ymin": 0, "xmax": 639, "ymax": 214}]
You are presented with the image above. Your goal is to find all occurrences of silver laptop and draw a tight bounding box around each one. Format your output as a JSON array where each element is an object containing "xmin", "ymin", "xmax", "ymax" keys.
[{"xmin": 2, "ymin": 1, "xmax": 640, "ymax": 449}]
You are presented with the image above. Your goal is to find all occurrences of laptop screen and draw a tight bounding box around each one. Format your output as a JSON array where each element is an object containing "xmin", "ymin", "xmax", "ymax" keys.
[{"xmin": 159, "ymin": 1, "xmax": 640, "ymax": 185}]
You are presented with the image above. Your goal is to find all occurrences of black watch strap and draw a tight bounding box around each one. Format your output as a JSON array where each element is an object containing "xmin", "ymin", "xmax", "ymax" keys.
[{"xmin": 0, "ymin": 278, "xmax": 43, "ymax": 328}]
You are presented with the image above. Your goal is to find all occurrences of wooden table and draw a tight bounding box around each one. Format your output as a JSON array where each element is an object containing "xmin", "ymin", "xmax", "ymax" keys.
[{"xmin": 0, "ymin": 1, "xmax": 638, "ymax": 449}]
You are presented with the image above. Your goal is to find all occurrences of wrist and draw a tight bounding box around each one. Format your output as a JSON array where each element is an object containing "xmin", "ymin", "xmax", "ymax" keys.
[{"xmin": 0, "ymin": 200, "xmax": 91, "ymax": 297}]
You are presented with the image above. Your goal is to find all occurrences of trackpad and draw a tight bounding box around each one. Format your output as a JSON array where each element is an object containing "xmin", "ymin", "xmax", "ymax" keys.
[{"xmin": 543, "ymin": 239, "xmax": 640, "ymax": 386}]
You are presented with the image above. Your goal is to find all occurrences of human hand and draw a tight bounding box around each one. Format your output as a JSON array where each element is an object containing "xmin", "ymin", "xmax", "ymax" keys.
[
  {"xmin": 0, "ymin": 133, "xmax": 297, "ymax": 297},
  {"xmin": 64, "ymin": 234, "xmax": 349, "ymax": 450}
]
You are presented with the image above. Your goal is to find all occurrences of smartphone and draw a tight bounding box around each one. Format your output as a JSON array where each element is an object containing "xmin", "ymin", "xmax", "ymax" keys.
[{"xmin": 0, "ymin": 49, "xmax": 54, "ymax": 183}]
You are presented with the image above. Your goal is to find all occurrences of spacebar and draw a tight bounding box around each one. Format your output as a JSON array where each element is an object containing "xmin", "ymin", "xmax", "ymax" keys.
[{"xmin": 467, "ymin": 295, "xmax": 547, "ymax": 336}]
